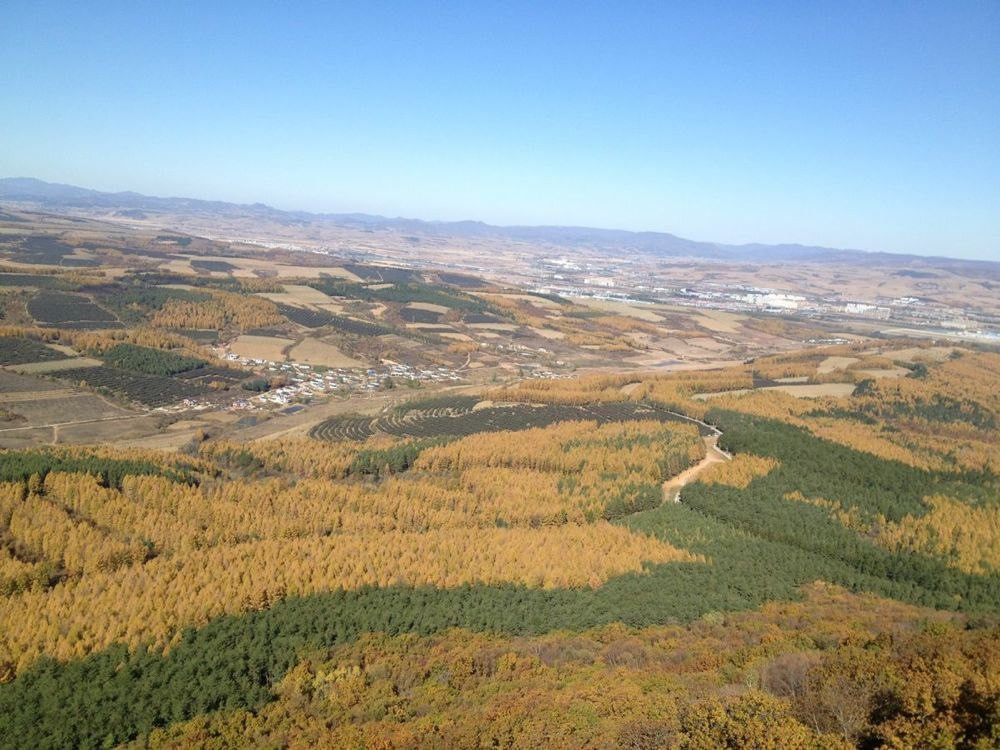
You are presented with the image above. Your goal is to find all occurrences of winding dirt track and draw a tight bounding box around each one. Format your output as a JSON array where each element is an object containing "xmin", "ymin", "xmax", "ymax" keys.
[{"xmin": 657, "ymin": 411, "xmax": 731, "ymax": 503}]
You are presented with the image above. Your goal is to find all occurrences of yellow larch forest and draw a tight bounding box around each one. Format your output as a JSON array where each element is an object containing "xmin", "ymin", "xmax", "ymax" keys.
[{"xmin": 0, "ymin": 419, "xmax": 703, "ymax": 676}]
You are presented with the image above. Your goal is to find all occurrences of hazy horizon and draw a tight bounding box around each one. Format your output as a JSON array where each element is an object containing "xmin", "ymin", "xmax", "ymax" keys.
[
  {"xmin": 2, "ymin": 3, "xmax": 998, "ymax": 261},
  {"xmin": 5, "ymin": 174, "xmax": 996, "ymax": 264}
]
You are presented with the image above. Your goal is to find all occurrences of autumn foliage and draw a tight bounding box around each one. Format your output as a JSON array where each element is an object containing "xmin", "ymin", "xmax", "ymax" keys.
[
  {"xmin": 0, "ymin": 420, "xmax": 703, "ymax": 675},
  {"xmin": 0, "ymin": 342, "xmax": 997, "ymax": 748},
  {"xmin": 132, "ymin": 584, "xmax": 998, "ymax": 750}
]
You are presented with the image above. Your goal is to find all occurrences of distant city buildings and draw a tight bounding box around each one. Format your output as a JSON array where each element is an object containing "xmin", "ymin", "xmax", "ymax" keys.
[
  {"xmin": 844, "ymin": 302, "xmax": 891, "ymax": 319},
  {"xmin": 741, "ymin": 292, "xmax": 805, "ymax": 309}
]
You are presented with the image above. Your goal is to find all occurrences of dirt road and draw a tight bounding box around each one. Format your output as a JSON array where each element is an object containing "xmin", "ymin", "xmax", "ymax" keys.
[
  {"xmin": 655, "ymin": 411, "xmax": 731, "ymax": 503},
  {"xmin": 662, "ymin": 434, "xmax": 730, "ymax": 502}
]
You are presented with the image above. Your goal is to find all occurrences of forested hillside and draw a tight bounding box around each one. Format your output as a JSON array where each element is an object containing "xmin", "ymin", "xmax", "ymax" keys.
[{"xmin": 0, "ymin": 344, "xmax": 997, "ymax": 749}]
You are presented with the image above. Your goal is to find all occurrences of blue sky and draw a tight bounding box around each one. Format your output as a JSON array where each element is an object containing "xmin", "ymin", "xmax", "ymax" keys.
[{"xmin": 2, "ymin": 2, "xmax": 998, "ymax": 259}]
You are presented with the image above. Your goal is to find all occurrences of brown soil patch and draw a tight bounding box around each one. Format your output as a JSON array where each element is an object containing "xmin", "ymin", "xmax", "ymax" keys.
[
  {"xmin": 405, "ymin": 302, "xmax": 450, "ymax": 314},
  {"xmin": 229, "ymin": 335, "xmax": 295, "ymax": 362},
  {"xmin": 11, "ymin": 357, "xmax": 103, "ymax": 374},
  {"xmin": 577, "ymin": 299, "xmax": 664, "ymax": 322},
  {"xmin": 284, "ymin": 284, "xmax": 338, "ymax": 303},
  {"xmin": 467, "ymin": 322, "xmax": 519, "ymax": 332},
  {"xmin": 287, "ymin": 338, "xmax": 364, "ymax": 368},
  {"xmin": 694, "ymin": 383, "xmax": 856, "ymax": 400},
  {"xmin": 692, "ymin": 309, "xmax": 743, "ymax": 333},
  {"xmin": 818, "ymin": 356, "xmax": 859, "ymax": 374},
  {"xmin": 856, "ymin": 367, "xmax": 909, "ymax": 379},
  {"xmin": 529, "ymin": 326, "xmax": 566, "ymax": 340}
]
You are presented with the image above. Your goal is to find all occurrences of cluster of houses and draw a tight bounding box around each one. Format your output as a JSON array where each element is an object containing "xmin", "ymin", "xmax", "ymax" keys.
[{"xmin": 217, "ymin": 352, "xmax": 465, "ymax": 409}]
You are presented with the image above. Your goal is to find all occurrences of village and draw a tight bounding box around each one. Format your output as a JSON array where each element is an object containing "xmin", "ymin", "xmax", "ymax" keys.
[{"xmin": 215, "ymin": 350, "xmax": 466, "ymax": 409}]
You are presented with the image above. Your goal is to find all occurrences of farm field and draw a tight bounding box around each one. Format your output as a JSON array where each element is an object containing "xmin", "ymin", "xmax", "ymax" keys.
[
  {"xmin": 286, "ymin": 337, "xmax": 364, "ymax": 367},
  {"xmin": 399, "ymin": 306, "xmax": 443, "ymax": 323},
  {"xmin": 528, "ymin": 325, "xmax": 565, "ymax": 339},
  {"xmin": 176, "ymin": 256, "xmax": 366, "ymax": 281},
  {"xmin": 190, "ymin": 259, "xmax": 237, "ymax": 273},
  {"xmin": 818, "ymin": 355, "xmax": 859, "ymax": 373},
  {"xmin": 48, "ymin": 366, "xmax": 209, "ymax": 408},
  {"xmin": 273, "ymin": 303, "xmax": 335, "ymax": 328},
  {"xmin": 0, "ymin": 392, "xmax": 129, "ymax": 425},
  {"xmin": 856, "ymin": 366, "xmax": 909, "ymax": 378},
  {"xmin": 690, "ymin": 308, "xmax": 744, "ymax": 333},
  {"xmin": 54, "ymin": 415, "xmax": 163, "ymax": 443},
  {"xmin": 281, "ymin": 283, "xmax": 339, "ymax": 304},
  {"xmin": 883, "ymin": 345, "xmax": 957, "ymax": 362},
  {"xmin": 0, "ymin": 206, "xmax": 999, "ymax": 748},
  {"xmin": 404, "ymin": 301, "xmax": 450, "ymax": 313},
  {"xmin": 0, "ymin": 214, "xmax": 825, "ymax": 382},
  {"xmin": 577, "ymin": 297, "xmax": 665, "ymax": 322},
  {"xmin": 502, "ymin": 292, "xmax": 564, "ymax": 309},
  {"xmin": 27, "ymin": 291, "xmax": 122, "ymax": 329},
  {"xmin": 0, "ymin": 342, "xmax": 997, "ymax": 749},
  {"xmin": 0, "ymin": 346, "xmax": 238, "ymax": 449},
  {"xmin": 439, "ymin": 331, "xmax": 473, "ymax": 342},
  {"xmin": 311, "ymin": 399, "xmax": 711, "ymax": 442},
  {"xmin": 256, "ymin": 284, "xmax": 340, "ymax": 310},
  {"xmin": 465, "ymin": 321, "xmax": 518, "ymax": 331},
  {"xmin": 404, "ymin": 323, "xmax": 453, "ymax": 332},
  {"xmin": 0, "ymin": 273, "xmax": 60, "ymax": 288},
  {"xmin": 172, "ymin": 365, "xmax": 246, "ymax": 385},
  {"xmin": 228, "ymin": 334, "xmax": 294, "ymax": 362},
  {"xmin": 693, "ymin": 382, "xmax": 858, "ymax": 400},
  {"xmin": 0, "ymin": 426, "xmax": 54, "ymax": 449},
  {"xmin": 0, "ymin": 337, "xmax": 68, "ymax": 365},
  {"xmin": 9, "ymin": 357, "xmax": 103, "ymax": 374},
  {"xmin": 225, "ymin": 387, "xmax": 419, "ymax": 443},
  {"xmin": 324, "ymin": 315, "xmax": 394, "ymax": 336},
  {"xmin": 0, "ymin": 370, "xmax": 66, "ymax": 393}
]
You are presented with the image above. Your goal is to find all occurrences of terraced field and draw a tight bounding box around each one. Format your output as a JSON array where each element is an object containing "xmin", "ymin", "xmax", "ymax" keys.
[
  {"xmin": 311, "ymin": 399, "xmax": 709, "ymax": 442},
  {"xmin": 309, "ymin": 414, "xmax": 380, "ymax": 441},
  {"xmin": 392, "ymin": 394, "xmax": 481, "ymax": 415}
]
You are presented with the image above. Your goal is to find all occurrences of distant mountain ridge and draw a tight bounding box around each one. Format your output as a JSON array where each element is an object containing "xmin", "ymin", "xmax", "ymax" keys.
[{"xmin": 2, "ymin": 177, "xmax": 995, "ymax": 271}]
